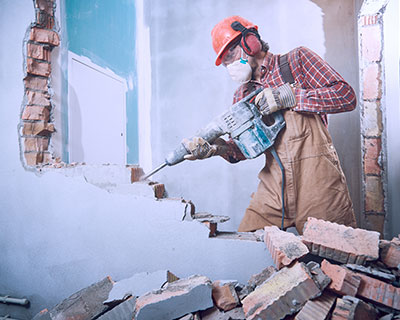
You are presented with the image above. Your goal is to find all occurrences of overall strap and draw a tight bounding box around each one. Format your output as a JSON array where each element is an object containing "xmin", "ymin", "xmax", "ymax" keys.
[{"xmin": 278, "ymin": 53, "xmax": 295, "ymax": 84}]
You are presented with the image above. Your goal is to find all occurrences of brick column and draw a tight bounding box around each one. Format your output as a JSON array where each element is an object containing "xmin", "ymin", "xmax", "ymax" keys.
[
  {"xmin": 21, "ymin": 0, "xmax": 59, "ymax": 166},
  {"xmin": 358, "ymin": 1, "xmax": 388, "ymax": 235}
]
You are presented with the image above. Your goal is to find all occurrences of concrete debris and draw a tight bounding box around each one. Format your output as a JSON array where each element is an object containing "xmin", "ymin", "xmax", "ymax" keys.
[
  {"xmin": 264, "ymin": 225, "xmax": 309, "ymax": 269},
  {"xmin": 193, "ymin": 213, "xmax": 230, "ymax": 224},
  {"xmin": 211, "ymin": 280, "xmax": 240, "ymax": 311},
  {"xmin": 31, "ymin": 219, "xmax": 400, "ymax": 319},
  {"xmin": 134, "ymin": 275, "xmax": 213, "ymax": 320},
  {"xmin": 302, "ymin": 217, "xmax": 380, "ymax": 264},
  {"xmin": 104, "ymin": 269, "xmax": 178, "ymax": 305}
]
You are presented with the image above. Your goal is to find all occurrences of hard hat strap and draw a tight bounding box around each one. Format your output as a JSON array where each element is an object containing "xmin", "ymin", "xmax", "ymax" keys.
[{"xmin": 231, "ymin": 21, "xmax": 261, "ymax": 55}]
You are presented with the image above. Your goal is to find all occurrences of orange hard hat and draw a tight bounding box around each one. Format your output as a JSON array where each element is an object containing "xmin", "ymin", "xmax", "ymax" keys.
[{"xmin": 211, "ymin": 16, "xmax": 258, "ymax": 66}]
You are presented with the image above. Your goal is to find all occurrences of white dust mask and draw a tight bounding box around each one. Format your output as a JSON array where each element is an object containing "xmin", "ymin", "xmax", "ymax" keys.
[{"xmin": 227, "ymin": 57, "xmax": 252, "ymax": 84}]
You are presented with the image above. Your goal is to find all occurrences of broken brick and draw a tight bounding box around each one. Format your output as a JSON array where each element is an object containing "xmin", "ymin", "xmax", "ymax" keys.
[
  {"xmin": 27, "ymin": 43, "xmax": 50, "ymax": 61},
  {"xmin": 22, "ymin": 122, "xmax": 55, "ymax": 136},
  {"xmin": 35, "ymin": 0, "xmax": 54, "ymax": 15},
  {"xmin": 264, "ymin": 225, "xmax": 309, "ymax": 269},
  {"xmin": 302, "ymin": 217, "xmax": 380, "ymax": 265},
  {"xmin": 294, "ymin": 291, "xmax": 336, "ymax": 320},
  {"xmin": 24, "ymin": 75, "xmax": 48, "ymax": 91},
  {"xmin": 202, "ymin": 221, "xmax": 217, "ymax": 237},
  {"xmin": 48, "ymin": 276, "xmax": 114, "ymax": 320},
  {"xmin": 211, "ymin": 280, "xmax": 240, "ymax": 312},
  {"xmin": 345, "ymin": 263, "xmax": 396, "ymax": 282},
  {"xmin": 152, "ymin": 183, "xmax": 165, "ymax": 199},
  {"xmin": 24, "ymin": 151, "xmax": 44, "ymax": 166},
  {"xmin": 30, "ymin": 27, "xmax": 60, "ymax": 46},
  {"xmin": 355, "ymin": 272, "xmax": 400, "ymax": 310},
  {"xmin": 134, "ymin": 275, "xmax": 213, "ymax": 320},
  {"xmin": 27, "ymin": 58, "xmax": 51, "ymax": 77},
  {"xmin": 331, "ymin": 295, "xmax": 378, "ymax": 320},
  {"xmin": 242, "ymin": 262, "xmax": 323, "ymax": 320},
  {"xmin": 130, "ymin": 166, "xmax": 144, "ymax": 183},
  {"xmin": 22, "ymin": 106, "xmax": 50, "ymax": 121},
  {"xmin": 200, "ymin": 306, "xmax": 245, "ymax": 320},
  {"xmin": 321, "ymin": 260, "xmax": 361, "ymax": 296},
  {"xmin": 24, "ymin": 137, "xmax": 49, "ymax": 152},
  {"xmin": 247, "ymin": 265, "xmax": 276, "ymax": 291},
  {"xmin": 26, "ymin": 90, "xmax": 50, "ymax": 106},
  {"xmin": 380, "ymin": 237, "xmax": 400, "ymax": 269}
]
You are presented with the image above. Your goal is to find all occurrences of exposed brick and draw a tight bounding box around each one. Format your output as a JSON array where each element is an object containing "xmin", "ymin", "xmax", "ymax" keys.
[
  {"xmin": 264, "ymin": 226, "xmax": 309, "ymax": 269},
  {"xmin": 212, "ymin": 281, "xmax": 239, "ymax": 311},
  {"xmin": 331, "ymin": 296, "xmax": 378, "ymax": 320},
  {"xmin": 247, "ymin": 266, "xmax": 277, "ymax": 291},
  {"xmin": 321, "ymin": 260, "xmax": 361, "ymax": 296},
  {"xmin": 42, "ymin": 151, "xmax": 53, "ymax": 164},
  {"xmin": 361, "ymin": 25, "xmax": 382, "ymax": 62},
  {"xmin": 361, "ymin": 14, "xmax": 378, "ymax": 27},
  {"xmin": 361, "ymin": 100, "xmax": 382, "ymax": 137},
  {"xmin": 36, "ymin": 11, "xmax": 55, "ymax": 29},
  {"xmin": 380, "ymin": 237, "xmax": 400, "ymax": 269},
  {"xmin": 202, "ymin": 221, "xmax": 217, "ymax": 237},
  {"xmin": 35, "ymin": 0, "xmax": 54, "ymax": 15},
  {"xmin": 30, "ymin": 27, "xmax": 59, "ymax": 46},
  {"xmin": 24, "ymin": 75, "xmax": 48, "ymax": 91},
  {"xmin": 130, "ymin": 166, "xmax": 144, "ymax": 183},
  {"xmin": 24, "ymin": 151, "xmax": 44, "ymax": 166},
  {"xmin": 355, "ymin": 272, "xmax": 400, "ymax": 310},
  {"xmin": 22, "ymin": 106, "xmax": 50, "ymax": 121},
  {"xmin": 22, "ymin": 122, "xmax": 55, "ymax": 136},
  {"xmin": 26, "ymin": 90, "xmax": 50, "ymax": 106},
  {"xmin": 134, "ymin": 275, "xmax": 213, "ymax": 320},
  {"xmin": 294, "ymin": 291, "xmax": 336, "ymax": 320},
  {"xmin": 28, "ymin": 43, "xmax": 50, "ymax": 61},
  {"xmin": 152, "ymin": 183, "xmax": 165, "ymax": 199},
  {"xmin": 363, "ymin": 137, "xmax": 381, "ymax": 175},
  {"xmin": 242, "ymin": 262, "xmax": 322, "ymax": 320},
  {"xmin": 345, "ymin": 263, "xmax": 395, "ymax": 282},
  {"xmin": 24, "ymin": 137, "xmax": 49, "ymax": 152},
  {"xmin": 365, "ymin": 176, "xmax": 384, "ymax": 212},
  {"xmin": 364, "ymin": 213, "xmax": 385, "ymax": 235},
  {"xmin": 363, "ymin": 63, "xmax": 381, "ymax": 100},
  {"xmin": 27, "ymin": 58, "xmax": 51, "ymax": 77},
  {"xmin": 302, "ymin": 218, "xmax": 380, "ymax": 264}
]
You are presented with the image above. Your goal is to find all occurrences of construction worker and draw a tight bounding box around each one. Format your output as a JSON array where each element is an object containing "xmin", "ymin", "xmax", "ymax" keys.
[{"xmin": 183, "ymin": 15, "xmax": 357, "ymax": 234}]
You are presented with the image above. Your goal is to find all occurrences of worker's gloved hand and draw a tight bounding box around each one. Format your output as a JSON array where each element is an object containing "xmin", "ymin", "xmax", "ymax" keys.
[
  {"xmin": 255, "ymin": 83, "xmax": 296, "ymax": 116},
  {"xmin": 182, "ymin": 137, "xmax": 218, "ymax": 160}
]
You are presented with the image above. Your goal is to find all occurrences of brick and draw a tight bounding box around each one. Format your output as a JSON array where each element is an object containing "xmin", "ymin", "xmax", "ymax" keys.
[
  {"xmin": 30, "ymin": 27, "xmax": 59, "ymax": 46},
  {"xmin": 247, "ymin": 266, "xmax": 277, "ymax": 291},
  {"xmin": 302, "ymin": 217, "xmax": 380, "ymax": 264},
  {"xmin": 355, "ymin": 272, "xmax": 400, "ymax": 310},
  {"xmin": 264, "ymin": 226, "xmax": 309, "ymax": 269},
  {"xmin": 380, "ymin": 237, "xmax": 400, "ymax": 268},
  {"xmin": 361, "ymin": 25, "xmax": 382, "ymax": 62},
  {"xmin": 24, "ymin": 151, "xmax": 44, "ymax": 166},
  {"xmin": 242, "ymin": 262, "xmax": 322, "ymax": 320},
  {"xmin": 35, "ymin": 0, "xmax": 54, "ymax": 15},
  {"xmin": 364, "ymin": 213, "xmax": 385, "ymax": 235},
  {"xmin": 202, "ymin": 221, "xmax": 217, "ymax": 237},
  {"xmin": 294, "ymin": 291, "xmax": 336, "ymax": 320},
  {"xmin": 27, "ymin": 43, "xmax": 50, "ymax": 61},
  {"xmin": 321, "ymin": 260, "xmax": 361, "ymax": 296},
  {"xmin": 363, "ymin": 63, "xmax": 381, "ymax": 100},
  {"xmin": 97, "ymin": 296, "xmax": 136, "ymax": 320},
  {"xmin": 36, "ymin": 11, "xmax": 55, "ymax": 29},
  {"xmin": 105, "ymin": 269, "xmax": 178, "ymax": 305},
  {"xmin": 361, "ymin": 101, "xmax": 382, "ymax": 137},
  {"xmin": 361, "ymin": 14, "xmax": 378, "ymax": 27},
  {"xmin": 200, "ymin": 306, "xmax": 245, "ymax": 320},
  {"xmin": 331, "ymin": 296, "xmax": 378, "ymax": 320},
  {"xmin": 364, "ymin": 137, "xmax": 381, "ymax": 175},
  {"xmin": 49, "ymin": 276, "xmax": 114, "ymax": 320},
  {"xmin": 152, "ymin": 183, "xmax": 165, "ymax": 199},
  {"xmin": 27, "ymin": 58, "xmax": 51, "ymax": 77},
  {"xmin": 24, "ymin": 137, "xmax": 49, "ymax": 152},
  {"xmin": 26, "ymin": 90, "xmax": 50, "ymax": 106},
  {"xmin": 365, "ymin": 176, "xmax": 384, "ymax": 212},
  {"xmin": 22, "ymin": 106, "xmax": 50, "ymax": 121},
  {"xmin": 22, "ymin": 122, "xmax": 55, "ymax": 136},
  {"xmin": 345, "ymin": 263, "xmax": 396, "ymax": 282},
  {"xmin": 134, "ymin": 275, "xmax": 213, "ymax": 320},
  {"xmin": 130, "ymin": 166, "xmax": 144, "ymax": 182},
  {"xmin": 212, "ymin": 280, "xmax": 239, "ymax": 311},
  {"xmin": 24, "ymin": 75, "xmax": 48, "ymax": 91}
]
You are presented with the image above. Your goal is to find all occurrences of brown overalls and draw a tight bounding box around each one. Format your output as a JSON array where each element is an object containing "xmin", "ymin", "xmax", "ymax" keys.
[{"xmin": 238, "ymin": 109, "xmax": 357, "ymax": 234}]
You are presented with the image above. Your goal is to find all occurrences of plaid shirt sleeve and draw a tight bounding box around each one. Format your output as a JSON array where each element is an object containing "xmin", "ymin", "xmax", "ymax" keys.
[{"xmin": 290, "ymin": 46, "xmax": 357, "ymax": 114}]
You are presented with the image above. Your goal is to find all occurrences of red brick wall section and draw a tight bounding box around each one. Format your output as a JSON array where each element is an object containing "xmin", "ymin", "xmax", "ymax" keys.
[
  {"xmin": 21, "ymin": 0, "xmax": 59, "ymax": 167},
  {"xmin": 359, "ymin": 9, "xmax": 386, "ymax": 235}
]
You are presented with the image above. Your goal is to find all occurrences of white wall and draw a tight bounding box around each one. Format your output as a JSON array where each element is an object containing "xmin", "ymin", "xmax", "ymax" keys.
[
  {"xmin": 0, "ymin": 1, "xmax": 272, "ymax": 318},
  {"xmin": 146, "ymin": 0, "xmax": 361, "ymax": 229}
]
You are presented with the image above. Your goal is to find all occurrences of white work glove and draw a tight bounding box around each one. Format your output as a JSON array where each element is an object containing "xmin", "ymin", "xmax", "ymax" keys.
[
  {"xmin": 182, "ymin": 137, "xmax": 218, "ymax": 160},
  {"xmin": 255, "ymin": 83, "xmax": 296, "ymax": 116}
]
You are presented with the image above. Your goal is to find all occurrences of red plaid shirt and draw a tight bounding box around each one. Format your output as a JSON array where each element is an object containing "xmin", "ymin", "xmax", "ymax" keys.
[{"xmin": 222, "ymin": 46, "xmax": 356, "ymax": 163}]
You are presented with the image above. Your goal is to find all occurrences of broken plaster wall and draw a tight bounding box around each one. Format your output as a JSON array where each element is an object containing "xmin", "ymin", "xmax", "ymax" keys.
[
  {"xmin": 0, "ymin": 2, "xmax": 272, "ymax": 318},
  {"xmin": 147, "ymin": 0, "xmax": 362, "ymax": 230}
]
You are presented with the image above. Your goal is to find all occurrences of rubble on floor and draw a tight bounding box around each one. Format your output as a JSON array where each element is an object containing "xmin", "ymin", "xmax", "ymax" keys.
[{"xmin": 32, "ymin": 217, "xmax": 400, "ymax": 320}]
